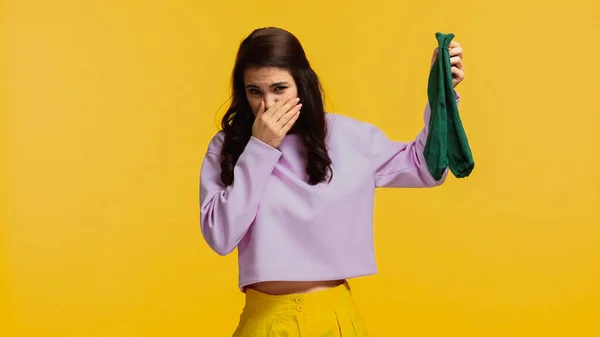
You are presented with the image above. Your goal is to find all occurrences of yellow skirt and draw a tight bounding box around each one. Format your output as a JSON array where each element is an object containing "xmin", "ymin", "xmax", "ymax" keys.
[{"xmin": 232, "ymin": 282, "xmax": 369, "ymax": 336}]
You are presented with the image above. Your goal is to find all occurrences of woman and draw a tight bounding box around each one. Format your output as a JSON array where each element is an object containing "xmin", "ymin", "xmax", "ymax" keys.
[{"xmin": 199, "ymin": 27, "xmax": 465, "ymax": 336}]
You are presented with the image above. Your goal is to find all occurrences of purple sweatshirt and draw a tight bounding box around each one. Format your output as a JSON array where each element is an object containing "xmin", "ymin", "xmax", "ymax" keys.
[{"xmin": 199, "ymin": 96, "xmax": 457, "ymax": 290}]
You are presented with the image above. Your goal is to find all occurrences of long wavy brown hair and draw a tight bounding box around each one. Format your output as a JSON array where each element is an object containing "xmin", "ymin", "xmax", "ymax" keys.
[{"xmin": 219, "ymin": 27, "xmax": 333, "ymax": 186}]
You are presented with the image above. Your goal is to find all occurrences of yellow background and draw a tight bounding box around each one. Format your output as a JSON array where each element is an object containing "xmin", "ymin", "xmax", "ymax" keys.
[{"xmin": 2, "ymin": 0, "xmax": 600, "ymax": 336}]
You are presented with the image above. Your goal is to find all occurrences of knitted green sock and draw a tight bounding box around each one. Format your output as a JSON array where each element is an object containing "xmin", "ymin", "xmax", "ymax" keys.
[{"xmin": 423, "ymin": 32, "xmax": 475, "ymax": 180}]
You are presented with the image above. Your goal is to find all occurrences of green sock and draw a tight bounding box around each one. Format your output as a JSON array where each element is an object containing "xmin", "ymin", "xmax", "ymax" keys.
[{"xmin": 423, "ymin": 32, "xmax": 475, "ymax": 180}]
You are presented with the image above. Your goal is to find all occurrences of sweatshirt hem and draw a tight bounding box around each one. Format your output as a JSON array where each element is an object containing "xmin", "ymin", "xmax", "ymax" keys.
[{"xmin": 238, "ymin": 263, "xmax": 379, "ymax": 292}]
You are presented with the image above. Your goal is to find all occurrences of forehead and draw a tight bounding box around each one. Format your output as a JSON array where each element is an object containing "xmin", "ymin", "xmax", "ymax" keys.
[{"xmin": 243, "ymin": 67, "xmax": 293, "ymax": 85}]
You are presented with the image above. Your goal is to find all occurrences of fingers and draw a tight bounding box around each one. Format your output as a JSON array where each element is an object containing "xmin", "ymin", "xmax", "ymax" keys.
[
  {"xmin": 449, "ymin": 41, "xmax": 461, "ymax": 49},
  {"xmin": 272, "ymin": 97, "xmax": 300, "ymax": 122},
  {"xmin": 451, "ymin": 66, "xmax": 463, "ymax": 76},
  {"xmin": 280, "ymin": 107, "xmax": 301, "ymax": 133},
  {"xmin": 264, "ymin": 96, "xmax": 297, "ymax": 118},
  {"xmin": 451, "ymin": 66, "xmax": 465, "ymax": 87},
  {"xmin": 251, "ymin": 95, "xmax": 301, "ymax": 148},
  {"xmin": 449, "ymin": 46, "xmax": 463, "ymax": 58},
  {"xmin": 277, "ymin": 103, "xmax": 302, "ymax": 129},
  {"xmin": 447, "ymin": 41, "xmax": 465, "ymax": 87},
  {"xmin": 255, "ymin": 99, "xmax": 265, "ymax": 117},
  {"xmin": 450, "ymin": 56, "xmax": 464, "ymax": 70}
]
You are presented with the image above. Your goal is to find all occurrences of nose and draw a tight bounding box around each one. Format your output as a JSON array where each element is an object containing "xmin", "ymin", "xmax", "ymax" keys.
[{"xmin": 263, "ymin": 94, "xmax": 278, "ymax": 110}]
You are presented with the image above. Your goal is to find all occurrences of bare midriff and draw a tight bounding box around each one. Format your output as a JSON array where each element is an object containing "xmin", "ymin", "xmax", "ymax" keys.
[{"xmin": 245, "ymin": 279, "xmax": 346, "ymax": 295}]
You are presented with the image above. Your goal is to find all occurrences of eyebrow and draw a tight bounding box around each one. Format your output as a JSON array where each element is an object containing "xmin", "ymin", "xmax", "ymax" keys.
[{"xmin": 245, "ymin": 81, "xmax": 289, "ymax": 89}]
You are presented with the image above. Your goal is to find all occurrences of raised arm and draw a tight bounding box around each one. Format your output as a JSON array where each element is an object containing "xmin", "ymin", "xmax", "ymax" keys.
[
  {"xmin": 363, "ymin": 93, "xmax": 460, "ymax": 188},
  {"xmin": 199, "ymin": 134, "xmax": 281, "ymax": 256}
]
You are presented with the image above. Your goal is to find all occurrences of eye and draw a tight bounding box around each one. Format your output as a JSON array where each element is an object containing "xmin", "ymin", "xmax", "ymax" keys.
[
  {"xmin": 274, "ymin": 86, "xmax": 288, "ymax": 92},
  {"xmin": 247, "ymin": 88, "xmax": 261, "ymax": 95}
]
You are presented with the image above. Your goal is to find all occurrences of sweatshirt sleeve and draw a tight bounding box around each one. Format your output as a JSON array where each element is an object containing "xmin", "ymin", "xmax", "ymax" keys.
[
  {"xmin": 199, "ymin": 134, "xmax": 282, "ymax": 256},
  {"xmin": 363, "ymin": 93, "xmax": 460, "ymax": 188}
]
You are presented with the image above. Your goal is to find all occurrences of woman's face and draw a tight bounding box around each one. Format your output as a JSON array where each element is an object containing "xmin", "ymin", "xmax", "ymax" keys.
[{"xmin": 243, "ymin": 67, "xmax": 298, "ymax": 116}]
